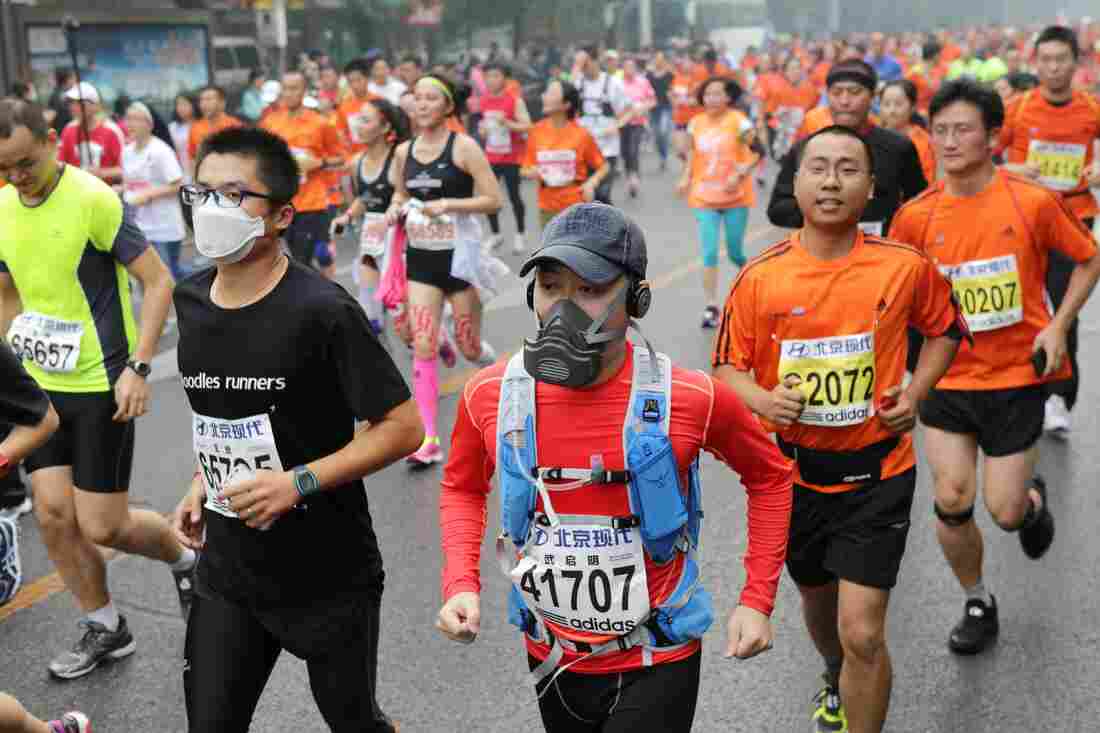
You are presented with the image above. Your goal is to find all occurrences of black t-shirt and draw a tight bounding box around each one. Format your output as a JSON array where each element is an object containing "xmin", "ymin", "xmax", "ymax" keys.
[
  {"xmin": 0, "ymin": 341, "xmax": 50, "ymax": 428},
  {"xmin": 767, "ymin": 125, "xmax": 929, "ymax": 234},
  {"xmin": 174, "ymin": 260, "xmax": 411, "ymax": 605},
  {"xmin": 647, "ymin": 70, "xmax": 673, "ymax": 108}
]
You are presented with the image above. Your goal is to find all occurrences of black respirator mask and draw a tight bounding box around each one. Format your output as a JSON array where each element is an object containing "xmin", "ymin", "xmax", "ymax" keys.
[{"xmin": 523, "ymin": 286, "xmax": 629, "ymax": 388}]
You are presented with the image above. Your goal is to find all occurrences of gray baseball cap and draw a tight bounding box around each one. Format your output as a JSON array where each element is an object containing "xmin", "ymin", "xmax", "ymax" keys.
[{"xmin": 519, "ymin": 203, "xmax": 647, "ymax": 285}]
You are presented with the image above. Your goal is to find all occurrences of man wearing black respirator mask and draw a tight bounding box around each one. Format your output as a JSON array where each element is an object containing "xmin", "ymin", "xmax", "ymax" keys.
[{"xmin": 436, "ymin": 203, "xmax": 794, "ymax": 733}]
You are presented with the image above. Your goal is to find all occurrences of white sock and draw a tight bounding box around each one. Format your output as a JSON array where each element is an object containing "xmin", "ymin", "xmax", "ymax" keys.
[
  {"xmin": 965, "ymin": 580, "xmax": 992, "ymax": 606},
  {"xmin": 171, "ymin": 547, "xmax": 196, "ymax": 572},
  {"xmin": 86, "ymin": 602, "xmax": 120, "ymax": 632}
]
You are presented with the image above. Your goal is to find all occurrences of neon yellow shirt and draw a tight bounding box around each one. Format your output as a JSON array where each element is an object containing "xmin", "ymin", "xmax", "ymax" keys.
[{"xmin": 0, "ymin": 164, "xmax": 145, "ymax": 393}]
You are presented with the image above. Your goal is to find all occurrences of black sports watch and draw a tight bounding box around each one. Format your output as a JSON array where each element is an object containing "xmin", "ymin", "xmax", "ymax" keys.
[
  {"xmin": 293, "ymin": 465, "xmax": 322, "ymax": 499},
  {"xmin": 126, "ymin": 359, "xmax": 151, "ymax": 378}
]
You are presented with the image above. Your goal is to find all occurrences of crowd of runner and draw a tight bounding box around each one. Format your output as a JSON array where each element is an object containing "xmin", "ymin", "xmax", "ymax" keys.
[{"xmin": 0, "ymin": 12, "xmax": 1097, "ymax": 733}]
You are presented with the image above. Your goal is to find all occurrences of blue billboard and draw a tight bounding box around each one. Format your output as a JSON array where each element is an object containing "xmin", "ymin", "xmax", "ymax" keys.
[{"xmin": 27, "ymin": 23, "xmax": 210, "ymax": 114}]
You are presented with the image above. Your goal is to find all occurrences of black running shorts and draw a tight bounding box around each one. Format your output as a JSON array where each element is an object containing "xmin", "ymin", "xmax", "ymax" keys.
[{"xmin": 919, "ymin": 385, "xmax": 1044, "ymax": 457}]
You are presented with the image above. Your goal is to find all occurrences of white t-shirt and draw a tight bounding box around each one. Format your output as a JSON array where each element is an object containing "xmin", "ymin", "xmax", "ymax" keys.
[
  {"xmin": 368, "ymin": 78, "xmax": 408, "ymax": 105},
  {"xmin": 122, "ymin": 137, "xmax": 186, "ymax": 243},
  {"xmin": 168, "ymin": 121, "xmax": 192, "ymax": 181},
  {"xmin": 574, "ymin": 72, "xmax": 630, "ymax": 158}
]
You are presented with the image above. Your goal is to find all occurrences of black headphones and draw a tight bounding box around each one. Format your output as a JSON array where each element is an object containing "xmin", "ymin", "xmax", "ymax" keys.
[{"xmin": 527, "ymin": 277, "xmax": 651, "ymax": 319}]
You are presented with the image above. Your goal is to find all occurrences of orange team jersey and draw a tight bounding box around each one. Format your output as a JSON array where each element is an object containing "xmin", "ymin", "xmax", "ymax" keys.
[
  {"xmin": 522, "ymin": 118, "xmax": 605, "ymax": 213},
  {"xmin": 905, "ymin": 65, "xmax": 936, "ymax": 114},
  {"xmin": 712, "ymin": 230, "xmax": 961, "ymax": 493},
  {"xmin": 336, "ymin": 93, "xmax": 381, "ymax": 156},
  {"xmin": 754, "ymin": 72, "xmax": 784, "ymax": 116},
  {"xmin": 686, "ymin": 109, "xmax": 757, "ymax": 209},
  {"xmin": 889, "ymin": 171, "xmax": 1097, "ymax": 392},
  {"xmin": 768, "ymin": 79, "xmax": 819, "ymax": 132},
  {"xmin": 262, "ymin": 107, "xmax": 345, "ymax": 213},
  {"xmin": 810, "ymin": 61, "xmax": 830, "ymax": 90},
  {"xmin": 670, "ymin": 73, "xmax": 702, "ymax": 127},
  {"xmin": 906, "ymin": 125, "xmax": 937, "ymax": 184},
  {"xmin": 439, "ymin": 343, "xmax": 794, "ymax": 674},
  {"xmin": 998, "ymin": 89, "xmax": 1100, "ymax": 220},
  {"xmin": 187, "ymin": 114, "xmax": 244, "ymax": 160}
]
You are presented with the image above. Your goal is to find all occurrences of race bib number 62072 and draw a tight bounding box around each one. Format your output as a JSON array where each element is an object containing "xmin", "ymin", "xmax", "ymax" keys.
[{"xmin": 779, "ymin": 332, "xmax": 876, "ymax": 427}]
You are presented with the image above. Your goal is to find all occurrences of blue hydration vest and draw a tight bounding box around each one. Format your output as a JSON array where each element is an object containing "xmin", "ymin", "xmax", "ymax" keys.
[{"xmin": 495, "ymin": 348, "xmax": 712, "ymax": 684}]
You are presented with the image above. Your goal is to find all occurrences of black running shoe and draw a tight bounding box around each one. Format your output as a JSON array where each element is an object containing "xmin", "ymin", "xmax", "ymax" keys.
[
  {"xmin": 1020, "ymin": 475, "xmax": 1054, "ymax": 559},
  {"xmin": 948, "ymin": 595, "xmax": 999, "ymax": 655},
  {"xmin": 48, "ymin": 616, "xmax": 136, "ymax": 679}
]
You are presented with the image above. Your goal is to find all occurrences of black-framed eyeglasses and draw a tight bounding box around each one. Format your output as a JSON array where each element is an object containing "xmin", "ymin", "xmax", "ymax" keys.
[{"xmin": 180, "ymin": 184, "xmax": 279, "ymax": 209}]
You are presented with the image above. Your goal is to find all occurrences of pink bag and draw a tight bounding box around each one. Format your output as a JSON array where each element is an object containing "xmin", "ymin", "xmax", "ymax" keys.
[{"xmin": 376, "ymin": 220, "xmax": 408, "ymax": 310}]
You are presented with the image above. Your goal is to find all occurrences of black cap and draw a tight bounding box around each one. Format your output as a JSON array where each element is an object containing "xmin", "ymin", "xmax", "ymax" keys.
[{"xmin": 519, "ymin": 203, "xmax": 647, "ymax": 285}]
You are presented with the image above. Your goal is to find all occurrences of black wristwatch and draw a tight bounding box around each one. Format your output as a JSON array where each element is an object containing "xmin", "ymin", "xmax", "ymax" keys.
[
  {"xmin": 126, "ymin": 359, "xmax": 151, "ymax": 378},
  {"xmin": 293, "ymin": 465, "xmax": 321, "ymax": 499}
]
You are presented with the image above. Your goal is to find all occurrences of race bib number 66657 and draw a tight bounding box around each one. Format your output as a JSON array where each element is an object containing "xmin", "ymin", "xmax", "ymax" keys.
[{"xmin": 7, "ymin": 312, "xmax": 83, "ymax": 373}]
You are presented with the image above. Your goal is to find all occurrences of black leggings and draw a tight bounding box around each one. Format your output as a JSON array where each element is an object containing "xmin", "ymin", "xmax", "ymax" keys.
[
  {"xmin": 488, "ymin": 163, "xmax": 526, "ymax": 234},
  {"xmin": 184, "ymin": 588, "xmax": 395, "ymax": 733},
  {"xmin": 529, "ymin": 651, "xmax": 701, "ymax": 733},
  {"xmin": 595, "ymin": 157, "xmax": 619, "ymax": 205},
  {"xmin": 620, "ymin": 124, "xmax": 645, "ymax": 175}
]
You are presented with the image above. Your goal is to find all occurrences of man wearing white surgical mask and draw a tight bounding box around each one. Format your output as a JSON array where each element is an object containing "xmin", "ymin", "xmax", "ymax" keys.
[{"xmin": 172, "ymin": 125, "xmax": 422, "ymax": 732}]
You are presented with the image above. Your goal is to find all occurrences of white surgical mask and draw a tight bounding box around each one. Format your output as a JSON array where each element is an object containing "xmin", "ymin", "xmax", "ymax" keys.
[{"xmin": 193, "ymin": 199, "xmax": 266, "ymax": 265}]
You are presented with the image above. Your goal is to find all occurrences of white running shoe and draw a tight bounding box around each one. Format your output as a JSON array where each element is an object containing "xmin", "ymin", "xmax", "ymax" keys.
[
  {"xmin": 485, "ymin": 234, "xmax": 504, "ymax": 252},
  {"xmin": 512, "ymin": 233, "xmax": 527, "ymax": 255},
  {"xmin": 1043, "ymin": 395, "xmax": 1071, "ymax": 439},
  {"xmin": 0, "ymin": 496, "xmax": 32, "ymax": 522},
  {"xmin": 0, "ymin": 516, "xmax": 21, "ymax": 606},
  {"xmin": 473, "ymin": 340, "xmax": 498, "ymax": 367}
]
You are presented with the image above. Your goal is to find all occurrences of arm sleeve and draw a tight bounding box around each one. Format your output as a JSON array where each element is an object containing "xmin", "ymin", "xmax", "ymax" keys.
[
  {"xmin": 439, "ymin": 390, "xmax": 493, "ymax": 600},
  {"xmin": 767, "ymin": 144, "xmax": 804, "ymax": 228},
  {"xmin": 910, "ymin": 256, "xmax": 967, "ymax": 339},
  {"xmin": 704, "ymin": 378, "xmax": 794, "ymax": 616},
  {"xmin": 711, "ymin": 272, "xmax": 757, "ymax": 371},
  {"xmin": 1043, "ymin": 192, "xmax": 1099, "ymax": 264},
  {"xmin": 90, "ymin": 187, "xmax": 149, "ymax": 264},
  {"xmin": 0, "ymin": 341, "xmax": 51, "ymax": 428},
  {"xmin": 898, "ymin": 137, "xmax": 929, "ymax": 201},
  {"xmin": 325, "ymin": 293, "xmax": 411, "ymax": 423}
]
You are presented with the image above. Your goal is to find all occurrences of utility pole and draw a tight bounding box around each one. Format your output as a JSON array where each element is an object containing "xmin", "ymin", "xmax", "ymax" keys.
[
  {"xmin": 639, "ymin": 0, "xmax": 652, "ymax": 49},
  {"xmin": 829, "ymin": 0, "xmax": 841, "ymax": 35}
]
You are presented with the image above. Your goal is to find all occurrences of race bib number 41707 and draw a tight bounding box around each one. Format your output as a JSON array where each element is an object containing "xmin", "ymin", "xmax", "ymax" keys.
[{"xmin": 779, "ymin": 332, "xmax": 876, "ymax": 427}]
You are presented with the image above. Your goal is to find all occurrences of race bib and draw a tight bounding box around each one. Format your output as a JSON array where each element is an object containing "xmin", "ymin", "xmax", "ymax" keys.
[
  {"xmin": 359, "ymin": 212, "xmax": 388, "ymax": 258},
  {"xmin": 1027, "ymin": 140, "xmax": 1086, "ymax": 192},
  {"xmin": 406, "ymin": 215, "xmax": 457, "ymax": 251},
  {"xmin": 512, "ymin": 520, "xmax": 650, "ymax": 636},
  {"xmin": 779, "ymin": 332, "xmax": 876, "ymax": 427},
  {"xmin": 192, "ymin": 412, "xmax": 284, "ymax": 521},
  {"xmin": 7, "ymin": 313, "xmax": 83, "ymax": 373},
  {"xmin": 537, "ymin": 149, "xmax": 578, "ymax": 188},
  {"xmin": 858, "ymin": 221, "xmax": 883, "ymax": 237},
  {"xmin": 671, "ymin": 85, "xmax": 691, "ymax": 107},
  {"xmin": 484, "ymin": 112, "xmax": 512, "ymax": 155},
  {"xmin": 940, "ymin": 255, "xmax": 1023, "ymax": 333}
]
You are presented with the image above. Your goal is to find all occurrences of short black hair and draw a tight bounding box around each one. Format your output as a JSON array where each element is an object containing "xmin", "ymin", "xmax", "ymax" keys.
[
  {"xmin": 1007, "ymin": 71, "xmax": 1039, "ymax": 93},
  {"xmin": 344, "ymin": 57, "xmax": 373, "ymax": 76},
  {"xmin": 929, "ymin": 79, "xmax": 1004, "ymax": 132},
  {"xmin": 922, "ymin": 41, "xmax": 942, "ymax": 62},
  {"xmin": 696, "ymin": 76, "xmax": 743, "ymax": 107},
  {"xmin": 194, "ymin": 127, "xmax": 300, "ymax": 208},
  {"xmin": 199, "ymin": 85, "xmax": 227, "ymax": 100},
  {"xmin": 798, "ymin": 124, "xmax": 876, "ymax": 172},
  {"xmin": 0, "ymin": 98, "xmax": 50, "ymax": 142},
  {"xmin": 881, "ymin": 79, "xmax": 917, "ymax": 107},
  {"xmin": 1035, "ymin": 25, "xmax": 1079, "ymax": 60},
  {"xmin": 581, "ymin": 45, "xmax": 599, "ymax": 60},
  {"xmin": 400, "ymin": 54, "xmax": 423, "ymax": 68},
  {"xmin": 173, "ymin": 93, "xmax": 198, "ymax": 123},
  {"xmin": 248, "ymin": 67, "xmax": 266, "ymax": 84}
]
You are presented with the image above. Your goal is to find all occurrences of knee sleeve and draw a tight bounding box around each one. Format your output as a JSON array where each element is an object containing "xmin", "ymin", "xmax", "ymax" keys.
[{"xmin": 934, "ymin": 502, "xmax": 975, "ymax": 527}]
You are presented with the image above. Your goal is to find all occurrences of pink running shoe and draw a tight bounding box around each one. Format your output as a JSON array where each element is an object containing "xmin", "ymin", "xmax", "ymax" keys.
[
  {"xmin": 407, "ymin": 437, "xmax": 444, "ymax": 467},
  {"xmin": 49, "ymin": 712, "xmax": 91, "ymax": 733}
]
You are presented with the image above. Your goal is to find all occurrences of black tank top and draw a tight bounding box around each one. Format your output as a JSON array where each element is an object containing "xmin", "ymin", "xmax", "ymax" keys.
[
  {"xmin": 403, "ymin": 132, "xmax": 474, "ymax": 202},
  {"xmin": 355, "ymin": 147, "xmax": 396, "ymax": 214}
]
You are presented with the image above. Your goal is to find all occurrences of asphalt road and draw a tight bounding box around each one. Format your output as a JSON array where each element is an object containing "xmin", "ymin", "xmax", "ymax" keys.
[{"xmin": 2, "ymin": 154, "xmax": 1098, "ymax": 732}]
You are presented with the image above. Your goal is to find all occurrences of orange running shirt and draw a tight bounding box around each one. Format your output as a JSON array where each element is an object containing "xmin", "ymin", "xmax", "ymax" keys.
[
  {"xmin": 998, "ymin": 90, "xmax": 1100, "ymax": 220},
  {"xmin": 670, "ymin": 72, "xmax": 702, "ymax": 127},
  {"xmin": 712, "ymin": 230, "xmax": 961, "ymax": 493},
  {"xmin": 522, "ymin": 118, "xmax": 605, "ymax": 214},
  {"xmin": 906, "ymin": 125, "xmax": 937, "ymax": 184},
  {"xmin": 335, "ymin": 93, "xmax": 381, "ymax": 156},
  {"xmin": 187, "ymin": 114, "xmax": 244, "ymax": 161},
  {"xmin": 686, "ymin": 109, "xmax": 757, "ymax": 209},
  {"xmin": 262, "ymin": 107, "xmax": 345, "ymax": 213},
  {"xmin": 889, "ymin": 171, "xmax": 1097, "ymax": 391},
  {"xmin": 795, "ymin": 106, "xmax": 833, "ymax": 142}
]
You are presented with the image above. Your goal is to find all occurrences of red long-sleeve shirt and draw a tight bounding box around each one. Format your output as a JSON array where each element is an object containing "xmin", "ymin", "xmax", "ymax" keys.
[{"xmin": 439, "ymin": 344, "xmax": 794, "ymax": 674}]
